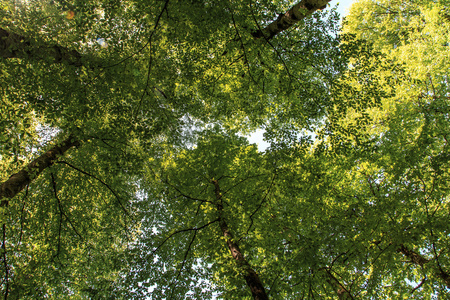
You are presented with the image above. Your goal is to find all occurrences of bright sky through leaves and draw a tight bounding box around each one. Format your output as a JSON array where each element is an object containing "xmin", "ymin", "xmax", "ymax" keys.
[
  {"xmin": 1, "ymin": 0, "xmax": 449, "ymax": 298},
  {"xmin": 247, "ymin": 0, "xmax": 355, "ymax": 152}
]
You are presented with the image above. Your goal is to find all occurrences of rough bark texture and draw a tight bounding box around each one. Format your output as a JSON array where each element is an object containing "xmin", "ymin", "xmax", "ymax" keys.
[
  {"xmin": 0, "ymin": 135, "xmax": 80, "ymax": 206},
  {"xmin": 325, "ymin": 269, "xmax": 353, "ymax": 299},
  {"xmin": 252, "ymin": 0, "xmax": 331, "ymax": 40},
  {"xmin": 212, "ymin": 179, "xmax": 269, "ymax": 300},
  {"xmin": 397, "ymin": 244, "xmax": 429, "ymax": 267},
  {"xmin": 398, "ymin": 244, "xmax": 450, "ymax": 288},
  {"xmin": 0, "ymin": 28, "xmax": 83, "ymax": 66}
]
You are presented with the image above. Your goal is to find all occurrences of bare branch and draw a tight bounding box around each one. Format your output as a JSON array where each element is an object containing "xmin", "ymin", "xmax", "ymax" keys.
[
  {"xmin": 164, "ymin": 179, "xmax": 213, "ymax": 205},
  {"xmin": 324, "ymin": 268, "xmax": 354, "ymax": 300}
]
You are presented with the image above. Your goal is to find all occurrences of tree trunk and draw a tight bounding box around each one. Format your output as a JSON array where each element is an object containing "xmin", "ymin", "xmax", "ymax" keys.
[
  {"xmin": 212, "ymin": 179, "xmax": 269, "ymax": 300},
  {"xmin": 398, "ymin": 244, "xmax": 450, "ymax": 288},
  {"xmin": 325, "ymin": 269, "xmax": 353, "ymax": 299},
  {"xmin": 0, "ymin": 28, "xmax": 84, "ymax": 66},
  {"xmin": 251, "ymin": 0, "xmax": 331, "ymax": 40},
  {"xmin": 0, "ymin": 134, "xmax": 80, "ymax": 207}
]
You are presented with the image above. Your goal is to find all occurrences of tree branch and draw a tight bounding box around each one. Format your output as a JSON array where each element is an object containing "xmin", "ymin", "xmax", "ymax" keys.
[
  {"xmin": 212, "ymin": 179, "xmax": 269, "ymax": 300},
  {"xmin": 55, "ymin": 160, "xmax": 132, "ymax": 220},
  {"xmin": 0, "ymin": 134, "xmax": 80, "ymax": 207},
  {"xmin": 0, "ymin": 28, "xmax": 84, "ymax": 66},
  {"xmin": 397, "ymin": 244, "xmax": 450, "ymax": 288},
  {"xmin": 169, "ymin": 230, "xmax": 198, "ymax": 298},
  {"xmin": 246, "ymin": 174, "xmax": 276, "ymax": 235},
  {"xmin": 164, "ymin": 179, "xmax": 213, "ymax": 204},
  {"xmin": 50, "ymin": 172, "xmax": 83, "ymax": 242},
  {"xmin": 251, "ymin": 0, "xmax": 331, "ymax": 40},
  {"xmin": 324, "ymin": 268, "xmax": 354, "ymax": 300},
  {"xmin": 150, "ymin": 219, "xmax": 219, "ymax": 256}
]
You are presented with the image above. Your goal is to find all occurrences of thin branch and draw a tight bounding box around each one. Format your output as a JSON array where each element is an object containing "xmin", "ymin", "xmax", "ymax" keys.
[
  {"xmin": 429, "ymin": 227, "xmax": 448, "ymax": 286},
  {"xmin": 325, "ymin": 268, "xmax": 354, "ymax": 300},
  {"xmin": 230, "ymin": 13, "xmax": 259, "ymax": 86},
  {"xmin": 56, "ymin": 160, "xmax": 132, "ymax": 220},
  {"xmin": 222, "ymin": 173, "xmax": 268, "ymax": 197},
  {"xmin": 410, "ymin": 276, "xmax": 426, "ymax": 294},
  {"xmin": 51, "ymin": 172, "xmax": 63, "ymax": 257},
  {"xmin": 249, "ymin": 0, "xmax": 293, "ymax": 80},
  {"xmin": 164, "ymin": 179, "xmax": 213, "ymax": 204},
  {"xmin": 50, "ymin": 172, "xmax": 83, "ymax": 241},
  {"xmin": 150, "ymin": 219, "xmax": 219, "ymax": 257},
  {"xmin": 246, "ymin": 174, "xmax": 277, "ymax": 235},
  {"xmin": 169, "ymin": 230, "xmax": 198, "ymax": 299},
  {"xmin": 135, "ymin": 0, "xmax": 170, "ymax": 117},
  {"xmin": 267, "ymin": 267, "xmax": 283, "ymax": 296}
]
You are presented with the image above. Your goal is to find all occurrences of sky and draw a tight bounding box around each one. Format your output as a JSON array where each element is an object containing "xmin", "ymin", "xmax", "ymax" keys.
[
  {"xmin": 247, "ymin": 0, "xmax": 356, "ymax": 151},
  {"xmin": 333, "ymin": 0, "xmax": 355, "ymax": 19}
]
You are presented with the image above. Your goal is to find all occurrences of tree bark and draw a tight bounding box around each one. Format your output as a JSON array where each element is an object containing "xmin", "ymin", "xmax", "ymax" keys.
[
  {"xmin": 398, "ymin": 244, "xmax": 450, "ymax": 288},
  {"xmin": 325, "ymin": 269, "xmax": 353, "ymax": 299},
  {"xmin": 0, "ymin": 135, "xmax": 80, "ymax": 207},
  {"xmin": 0, "ymin": 28, "xmax": 84, "ymax": 66},
  {"xmin": 251, "ymin": 0, "xmax": 331, "ymax": 40},
  {"xmin": 212, "ymin": 179, "xmax": 269, "ymax": 300}
]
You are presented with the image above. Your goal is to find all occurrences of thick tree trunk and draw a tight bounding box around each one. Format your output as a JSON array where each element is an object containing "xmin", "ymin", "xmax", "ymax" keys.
[
  {"xmin": 398, "ymin": 244, "xmax": 450, "ymax": 288},
  {"xmin": 251, "ymin": 0, "xmax": 331, "ymax": 40},
  {"xmin": 212, "ymin": 179, "xmax": 269, "ymax": 300},
  {"xmin": 0, "ymin": 135, "xmax": 80, "ymax": 206},
  {"xmin": 0, "ymin": 28, "xmax": 83, "ymax": 66}
]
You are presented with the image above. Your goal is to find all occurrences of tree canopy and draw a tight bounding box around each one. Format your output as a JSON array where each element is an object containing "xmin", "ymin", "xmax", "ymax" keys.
[{"xmin": 1, "ymin": 0, "xmax": 449, "ymax": 299}]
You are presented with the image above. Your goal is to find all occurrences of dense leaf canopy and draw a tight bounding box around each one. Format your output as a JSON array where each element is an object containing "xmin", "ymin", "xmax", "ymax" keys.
[{"xmin": 0, "ymin": 0, "xmax": 449, "ymax": 299}]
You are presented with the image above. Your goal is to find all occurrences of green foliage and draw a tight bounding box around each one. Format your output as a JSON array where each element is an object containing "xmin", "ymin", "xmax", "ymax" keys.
[
  {"xmin": 1, "ymin": 0, "xmax": 449, "ymax": 298},
  {"xmin": 127, "ymin": 129, "xmax": 271, "ymax": 298}
]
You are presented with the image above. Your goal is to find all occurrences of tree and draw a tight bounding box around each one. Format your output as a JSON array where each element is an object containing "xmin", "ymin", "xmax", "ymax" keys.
[
  {"xmin": 0, "ymin": 0, "xmax": 346, "ymax": 297},
  {"xmin": 321, "ymin": 0, "xmax": 450, "ymax": 297},
  {"xmin": 127, "ymin": 129, "xmax": 370, "ymax": 299},
  {"xmin": 127, "ymin": 130, "xmax": 272, "ymax": 299},
  {"xmin": 1, "ymin": 0, "xmax": 449, "ymax": 298}
]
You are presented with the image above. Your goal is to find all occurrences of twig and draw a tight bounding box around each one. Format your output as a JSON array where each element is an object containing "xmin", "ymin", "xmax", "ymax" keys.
[
  {"xmin": 245, "ymin": 174, "xmax": 277, "ymax": 235},
  {"xmin": 56, "ymin": 160, "xmax": 133, "ymax": 220},
  {"xmin": 51, "ymin": 172, "xmax": 84, "ymax": 242},
  {"xmin": 169, "ymin": 230, "xmax": 198, "ymax": 299},
  {"xmin": 151, "ymin": 219, "xmax": 219, "ymax": 256}
]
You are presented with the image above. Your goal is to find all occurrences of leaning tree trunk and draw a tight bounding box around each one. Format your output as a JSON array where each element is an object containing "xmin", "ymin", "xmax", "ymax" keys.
[
  {"xmin": 0, "ymin": 134, "xmax": 80, "ymax": 207},
  {"xmin": 0, "ymin": 28, "xmax": 84, "ymax": 66},
  {"xmin": 212, "ymin": 179, "xmax": 269, "ymax": 300},
  {"xmin": 251, "ymin": 0, "xmax": 331, "ymax": 39}
]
